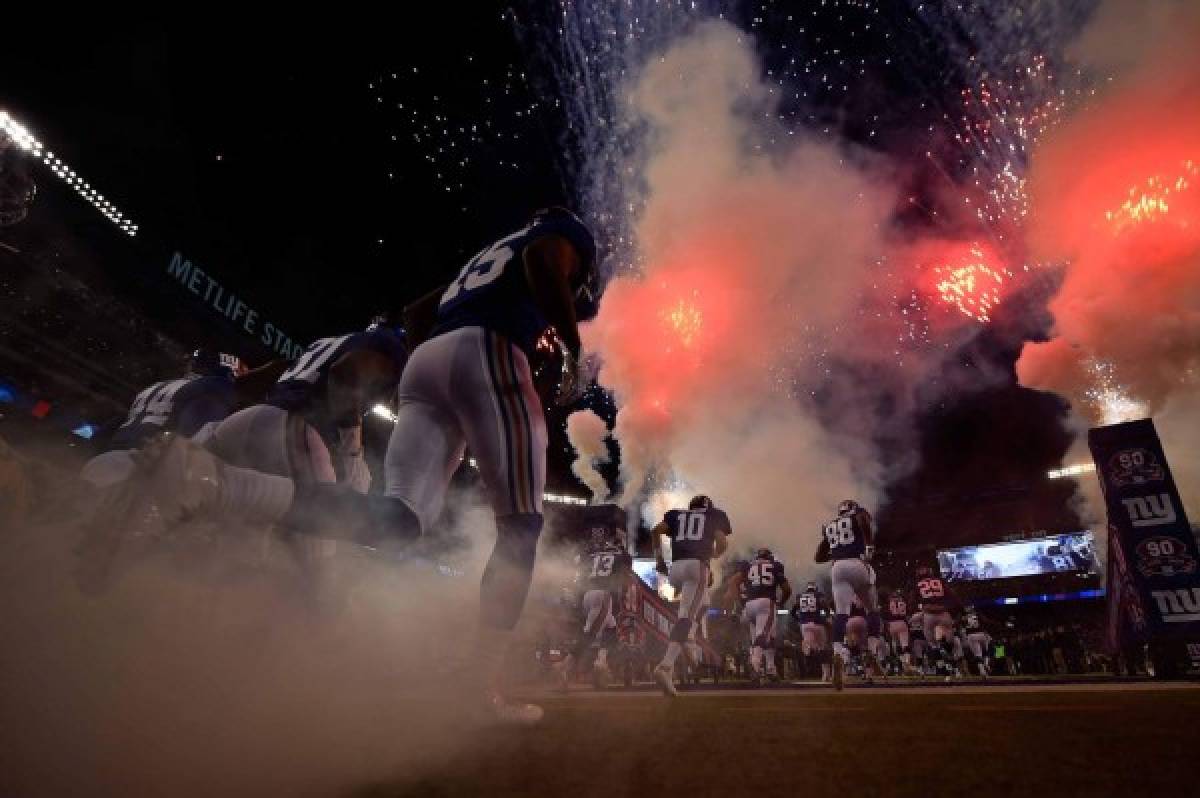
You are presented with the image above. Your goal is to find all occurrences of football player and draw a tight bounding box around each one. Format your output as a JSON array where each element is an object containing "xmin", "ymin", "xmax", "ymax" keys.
[
  {"xmin": 138, "ymin": 207, "xmax": 596, "ymax": 724},
  {"xmin": 962, "ymin": 605, "xmax": 992, "ymax": 678},
  {"xmin": 914, "ymin": 564, "xmax": 963, "ymax": 677},
  {"xmin": 206, "ymin": 318, "xmax": 408, "ymax": 498},
  {"xmin": 727, "ymin": 548, "xmax": 792, "ymax": 685},
  {"xmin": 790, "ymin": 581, "xmax": 832, "ymax": 682},
  {"xmin": 80, "ymin": 349, "xmax": 244, "ymax": 488},
  {"xmin": 650, "ymin": 494, "xmax": 732, "ymax": 697},
  {"xmin": 814, "ymin": 499, "xmax": 885, "ymax": 689},
  {"xmin": 559, "ymin": 524, "xmax": 632, "ymax": 690},
  {"xmin": 908, "ymin": 607, "xmax": 927, "ymax": 673},
  {"xmin": 883, "ymin": 589, "xmax": 916, "ymax": 674}
]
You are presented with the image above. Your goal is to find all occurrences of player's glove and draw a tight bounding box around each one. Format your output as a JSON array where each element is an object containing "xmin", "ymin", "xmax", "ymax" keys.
[{"xmin": 655, "ymin": 557, "xmax": 668, "ymax": 576}]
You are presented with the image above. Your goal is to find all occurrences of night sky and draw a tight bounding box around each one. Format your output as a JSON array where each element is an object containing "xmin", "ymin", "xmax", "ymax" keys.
[{"xmin": 1, "ymin": 3, "xmax": 1095, "ymax": 546}]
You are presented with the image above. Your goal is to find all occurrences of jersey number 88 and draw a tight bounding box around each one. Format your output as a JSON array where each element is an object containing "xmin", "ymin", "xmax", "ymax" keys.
[{"xmin": 823, "ymin": 517, "xmax": 855, "ymax": 547}]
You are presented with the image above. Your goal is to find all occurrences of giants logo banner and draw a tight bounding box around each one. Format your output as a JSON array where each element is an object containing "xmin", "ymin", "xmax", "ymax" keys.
[{"xmin": 1089, "ymin": 419, "xmax": 1200, "ymax": 641}]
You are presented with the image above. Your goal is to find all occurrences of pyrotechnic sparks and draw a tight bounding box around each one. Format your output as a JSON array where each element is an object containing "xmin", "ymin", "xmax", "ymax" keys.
[
  {"xmin": 1105, "ymin": 160, "xmax": 1198, "ymax": 235},
  {"xmin": 1084, "ymin": 359, "xmax": 1148, "ymax": 426},
  {"xmin": 662, "ymin": 297, "xmax": 704, "ymax": 349},
  {"xmin": 931, "ymin": 243, "xmax": 1012, "ymax": 324}
]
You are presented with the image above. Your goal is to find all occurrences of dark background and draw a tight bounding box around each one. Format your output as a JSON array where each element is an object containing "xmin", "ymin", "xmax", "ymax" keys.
[{"xmin": 0, "ymin": 8, "xmax": 1083, "ymax": 547}]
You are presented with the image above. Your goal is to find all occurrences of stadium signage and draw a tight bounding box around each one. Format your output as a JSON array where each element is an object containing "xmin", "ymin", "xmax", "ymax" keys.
[
  {"xmin": 1088, "ymin": 419, "xmax": 1200, "ymax": 647},
  {"xmin": 166, "ymin": 251, "xmax": 302, "ymax": 360}
]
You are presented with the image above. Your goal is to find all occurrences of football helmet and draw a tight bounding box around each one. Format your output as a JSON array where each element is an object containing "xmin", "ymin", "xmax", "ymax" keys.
[
  {"xmin": 837, "ymin": 499, "xmax": 860, "ymax": 517},
  {"xmin": 915, "ymin": 564, "xmax": 933, "ymax": 579},
  {"xmin": 805, "ymin": 581, "xmax": 818, "ymax": 592},
  {"xmin": 689, "ymin": 494, "xmax": 713, "ymax": 511},
  {"xmin": 188, "ymin": 349, "xmax": 240, "ymax": 378},
  {"xmin": 755, "ymin": 547, "xmax": 773, "ymax": 560},
  {"xmin": 530, "ymin": 206, "xmax": 598, "ymax": 305}
]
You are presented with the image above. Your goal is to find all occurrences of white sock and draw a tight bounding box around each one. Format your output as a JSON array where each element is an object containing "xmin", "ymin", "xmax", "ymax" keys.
[
  {"xmin": 661, "ymin": 642, "xmax": 682, "ymax": 668},
  {"xmin": 218, "ymin": 465, "xmax": 295, "ymax": 523},
  {"xmin": 750, "ymin": 646, "xmax": 763, "ymax": 672},
  {"xmin": 595, "ymin": 649, "xmax": 607, "ymax": 667},
  {"xmin": 765, "ymin": 650, "xmax": 776, "ymax": 675},
  {"xmin": 822, "ymin": 663, "xmax": 832, "ymax": 680}
]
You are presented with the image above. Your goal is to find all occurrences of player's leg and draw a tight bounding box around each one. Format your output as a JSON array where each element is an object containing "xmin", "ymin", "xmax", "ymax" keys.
[
  {"xmin": 656, "ymin": 560, "xmax": 705, "ymax": 695},
  {"xmin": 747, "ymin": 600, "xmax": 764, "ymax": 678},
  {"xmin": 447, "ymin": 330, "xmax": 548, "ymax": 718},
  {"xmin": 79, "ymin": 449, "xmax": 137, "ymax": 488},
  {"xmin": 858, "ymin": 565, "xmax": 886, "ymax": 667},
  {"xmin": 762, "ymin": 601, "xmax": 778, "ymax": 678},
  {"xmin": 830, "ymin": 561, "xmax": 854, "ymax": 658}
]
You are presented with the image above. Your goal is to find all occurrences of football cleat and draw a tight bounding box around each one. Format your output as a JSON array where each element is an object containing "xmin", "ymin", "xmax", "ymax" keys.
[
  {"xmin": 653, "ymin": 664, "xmax": 678, "ymax": 698},
  {"xmin": 592, "ymin": 661, "xmax": 610, "ymax": 690},
  {"xmin": 485, "ymin": 691, "xmax": 544, "ymax": 726}
]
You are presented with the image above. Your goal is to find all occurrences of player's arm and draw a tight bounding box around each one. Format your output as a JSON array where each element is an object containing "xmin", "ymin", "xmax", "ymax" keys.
[
  {"xmin": 325, "ymin": 349, "xmax": 401, "ymax": 491},
  {"xmin": 814, "ymin": 534, "xmax": 830, "ymax": 563},
  {"xmin": 523, "ymin": 234, "xmax": 583, "ymax": 359},
  {"xmin": 327, "ymin": 349, "xmax": 400, "ymax": 430},
  {"xmin": 233, "ymin": 359, "xmax": 290, "ymax": 406},
  {"xmin": 779, "ymin": 576, "xmax": 793, "ymax": 605},
  {"xmin": 724, "ymin": 570, "xmax": 746, "ymax": 604},
  {"xmin": 175, "ymin": 388, "xmax": 234, "ymax": 440},
  {"xmin": 651, "ymin": 520, "xmax": 669, "ymax": 573},
  {"xmin": 403, "ymin": 286, "xmax": 445, "ymax": 349},
  {"xmin": 713, "ymin": 529, "xmax": 729, "ymax": 558},
  {"xmin": 859, "ymin": 509, "xmax": 876, "ymax": 560}
]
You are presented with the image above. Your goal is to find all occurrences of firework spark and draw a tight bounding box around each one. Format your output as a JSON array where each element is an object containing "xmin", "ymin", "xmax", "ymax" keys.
[
  {"xmin": 662, "ymin": 297, "xmax": 704, "ymax": 349},
  {"xmin": 930, "ymin": 242, "xmax": 1011, "ymax": 324},
  {"xmin": 1084, "ymin": 359, "xmax": 1148, "ymax": 426},
  {"xmin": 1105, "ymin": 160, "xmax": 1198, "ymax": 235}
]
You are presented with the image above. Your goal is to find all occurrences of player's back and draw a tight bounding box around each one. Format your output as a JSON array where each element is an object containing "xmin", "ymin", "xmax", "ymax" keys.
[
  {"xmin": 744, "ymin": 556, "xmax": 785, "ymax": 602},
  {"xmin": 664, "ymin": 505, "xmax": 731, "ymax": 563},
  {"xmin": 432, "ymin": 209, "xmax": 596, "ymax": 357},
  {"xmin": 821, "ymin": 508, "xmax": 870, "ymax": 561},
  {"xmin": 794, "ymin": 588, "xmax": 824, "ymax": 624},
  {"xmin": 886, "ymin": 592, "xmax": 909, "ymax": 621},
  {"xmin": 582, "ymin": 544, "xmax": 631, "ymax": 592},
  {"xmin": 111, "ymin": 374, "xmax": 233, "ymax": 449},
  {"xmin": 915, "ymin": 573, "xmax": 952, "ymax": 612},
  {"xmin": 268, "ymin": 328, "xmax": 406, "ymax": 415}
]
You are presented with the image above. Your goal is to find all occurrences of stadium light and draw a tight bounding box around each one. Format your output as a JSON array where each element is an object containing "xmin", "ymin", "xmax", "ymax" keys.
[
  {"xmin": 0, "ymin": 109, "xmax": 138, "ymax": 237},
  {"xmin": 371, "ymin": 403, "xmax": 397, "ymax": 422},
  {"xmin": 1047, "ymin": 463, "xmax": 1096, "ymax": 480}
]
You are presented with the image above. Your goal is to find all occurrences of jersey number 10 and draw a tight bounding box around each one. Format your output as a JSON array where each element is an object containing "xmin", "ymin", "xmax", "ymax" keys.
[{"xmin": 674, "ymin": 511, "xmax": 706, "ymax": 541}]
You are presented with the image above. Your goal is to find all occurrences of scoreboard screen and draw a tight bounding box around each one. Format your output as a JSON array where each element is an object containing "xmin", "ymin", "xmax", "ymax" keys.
[{"xmin": 937, "ymin": 532, "xmax": 1099, "ymax": 582}]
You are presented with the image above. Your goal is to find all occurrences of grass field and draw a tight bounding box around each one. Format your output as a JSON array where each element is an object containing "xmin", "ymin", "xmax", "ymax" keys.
[{"xmin": 358, "ymin": 681, "xmax": 1200, "ymax": 798}]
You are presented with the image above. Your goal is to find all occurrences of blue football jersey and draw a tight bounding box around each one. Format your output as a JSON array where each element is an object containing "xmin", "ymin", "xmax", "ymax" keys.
[
  {"xmin": 821, "ymin": 508, "xmax": 871, "ymax": 561},
  {"xmin": 432, "ymin": 215, "xmax": 590, "ymax": 357},
  {"xmin": 111, "ymin": 374, "xmax": 235, "ymax": 449},
  {"xmin": 268, "ymin": 328, "xmax": 407, "ymax": 416},
  {"xmin": 582, "ymin": 544, "xmax": 632, "ymax": 592},
  {"xmin": 664, "ymin": 506, "xmax": 731, "ymax": 563},
  {"xmin": 793, "ymin": 588, "xmax": 824, "ymax": 624},
  {"xmin": 743, "ymin": 556, "xmax": 785, "ymax": 602}
]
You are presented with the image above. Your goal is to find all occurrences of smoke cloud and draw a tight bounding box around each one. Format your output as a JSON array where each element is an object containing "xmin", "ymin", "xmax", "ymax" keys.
[
  {"xmin": 565, "ymin": 408, "xmax": 612, "ymax": 501},
  {"xmin": 1015, "ymin": 0, "xmax": 1200, "ymax": 520},
  {"xmin": 575, "ymin": 21, "xmax": 907, "ymax": 573},
  {"xmin": 0, "ymin": 479, "xmax": 568, "ymax": 797}
]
